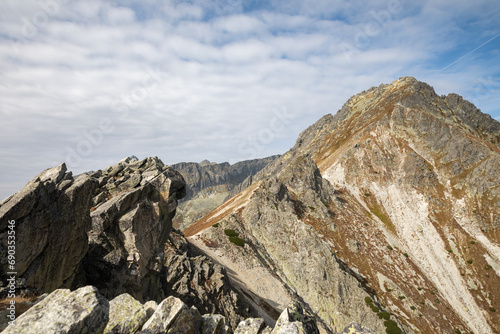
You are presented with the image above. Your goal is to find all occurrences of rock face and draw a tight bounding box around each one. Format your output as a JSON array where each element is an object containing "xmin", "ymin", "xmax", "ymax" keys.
[
  {"xmin": 4, "ymin": 286, "xmax": 339, "ymax": 334},
  {"xmin": 0, "ymin": 163, "xmax": 97, "ymax": 292},
  {"xmin": 3, "ymin": 285, "xmax": 109, "ymax": 334},
  {"xmin": 83, "ymin": 156, "xmax": 186, "ymax": 301},
  {"xmin": 163, "ymin": 229, "xmax": 258, "ymax": 329},
  {"xmin": 0, "ymin": 156, "xmax": 186, "ymax": 304},
  {"xmin": 185, "ymin": 77, "xmax": 500, "ymax": 333},
  {"xmin": 171, "ymin": 156, "xmax": 278, "ymax": 230}
]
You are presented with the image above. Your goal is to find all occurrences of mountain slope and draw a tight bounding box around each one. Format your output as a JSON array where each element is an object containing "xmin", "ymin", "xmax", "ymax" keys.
[
  {"xmin": 171, "ymin": 156, "xmax": 278, "ymax": 230},
  {"xmin": 185, "ymin": 77, "xmax": 500, "ymax": 334}
]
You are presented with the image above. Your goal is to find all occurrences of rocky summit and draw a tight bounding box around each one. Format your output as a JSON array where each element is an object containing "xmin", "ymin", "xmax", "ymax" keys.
[
  {"xmin": 185, "ymin": 77, "xmax": 500, "ymax": 334},
  {"xmin": 1, "ymin": 77, "xmax": 499, "ymax": 334}
]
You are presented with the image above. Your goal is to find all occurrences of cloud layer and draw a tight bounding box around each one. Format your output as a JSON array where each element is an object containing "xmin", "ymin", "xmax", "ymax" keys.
[{"xmin": 1, "ymin": 0, "xmax": 499, "ymax": 199}]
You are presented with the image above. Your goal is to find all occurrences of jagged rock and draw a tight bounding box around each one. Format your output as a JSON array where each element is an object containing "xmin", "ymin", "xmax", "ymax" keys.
[
  {"xmin": 140, "ymin": 296, "xmax": 200, "ymax": 334},
  {"xmin": 2, "ymin": 285, "xmax": 109, "ymax": 334},
  {"xmin": 201, "ymin": 314, "xmax": 231, "ymax": 334},
  {"xmin": 163, "ymin": 229, "xmax": 258, "ymax": 329},
  {"xmin": 339, "ymin": 322, "xmax": 376, "ymax": 333},
  {"xmin": 104, "ymin": 293, "xmax": 148, "ymax": 334},
  {"xmin": 0, "ymin": 163, "xmax": 97, "ymax": 292},
  {"xmin": 83, "ymin": 156, "xmax": 186, "ymax": 302},
  {"xmin": 271, "ymin": 302, "xmax": 319, "ymax": 334},
  {"xmin": 234, "ymin": 318, "xmax": 265, "ymax": 334}
]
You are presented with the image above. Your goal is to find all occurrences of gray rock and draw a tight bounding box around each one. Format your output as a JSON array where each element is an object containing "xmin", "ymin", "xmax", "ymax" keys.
[
  {"xmin": 163, "ymin": 229, "xmax": 258, "ymax": 329},
  {"xmin": 2, "ymin": 285, "xmax": 109, "ymax": 334},
  {"xmin": 104, "ymin": 293, "xmax": 148, "ymax": 334},
  {"xmin": 271, "ymin": 303, "xmax": 319, "ymax": 334},
  {"xmin": 201, "ymin": 314, "xmax": 231, "ymax": 334},
  {"xmin": 0, "ymin": 164, "xmax": 97, "ymax": 292},
  {"xmin": 140, "ymin": 296, "xmax": 199, "ymax": 334},
  {"xmin": 234, "ymin": 318, "xmax": 265, "ymax": 334},
  {"xmin": 83, "ymin": 157, "xmax": 186, "ymax": 302}
]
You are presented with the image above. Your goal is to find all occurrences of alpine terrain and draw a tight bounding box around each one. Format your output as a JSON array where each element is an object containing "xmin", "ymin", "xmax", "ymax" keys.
[
  {"xmin": 0, "ymin": 77, "xmax": 498, "ymax": 334},
  {"xmin": 185, "ymin": 77, "xmax": 500, "ymax": 334}
]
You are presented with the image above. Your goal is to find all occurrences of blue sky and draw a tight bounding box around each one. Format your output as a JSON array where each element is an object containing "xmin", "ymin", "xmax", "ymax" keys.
[{"xmin": 1, "ymin": 0, "xmax": 499, "ymax": 200}]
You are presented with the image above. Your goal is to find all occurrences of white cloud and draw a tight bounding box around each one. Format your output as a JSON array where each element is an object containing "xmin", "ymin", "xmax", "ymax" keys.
[{"xmin": 0, "ymin": 0, "xmax": 499, "ymax": 199}]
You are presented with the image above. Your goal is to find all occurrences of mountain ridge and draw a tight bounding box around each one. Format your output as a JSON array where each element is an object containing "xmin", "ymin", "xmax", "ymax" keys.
[{"xmin": 185, "ymin": 76, "xmax": 500, "ymax": 334}]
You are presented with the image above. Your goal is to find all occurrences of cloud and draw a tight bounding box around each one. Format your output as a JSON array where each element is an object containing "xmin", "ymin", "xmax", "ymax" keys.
[{"xmin": 0, "ymin": 0, "xmax": 499, "ymax": 199}]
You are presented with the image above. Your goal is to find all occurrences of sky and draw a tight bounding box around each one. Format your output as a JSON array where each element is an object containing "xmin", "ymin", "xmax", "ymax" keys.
[{"xmin": 1, "ymin": 0, "xmax": 500, "ymax": 200}]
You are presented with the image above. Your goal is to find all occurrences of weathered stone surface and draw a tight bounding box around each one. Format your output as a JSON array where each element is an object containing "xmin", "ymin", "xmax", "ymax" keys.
[
  {"xmin": 104, "ymin": 293, "xmax": 148, "ymax": 334},
  {"xmin": 2, "ymin": 285, "xmax": 109, "ymax": 334},
  {"xmin": 163, "ymin": 229, "xmax": 258, "ymax": 329},
  {"xmin": 140, "ymin": 296, "xmax": 199, "ymax": 334},
  {"xmin": 83, "ymin": 156, "xmax": 186, "ymax": 302},
  {"xmin": 339, "ymin": 322, "xmax": 377, "ymax": 334},
  {"xmin": 201, "ymin": 314, "xmax": 231, "ymax": 334},
  {"xmin": 0, "ymin": 164, "xmax": 97, "ymax": 292},
  {"xmin": 271, "ymin": 303, "xmax": 319, "ymax": 334},
  {"xmin": 234, "ymin": 318, "xmax": 265, "ymax": 334}
]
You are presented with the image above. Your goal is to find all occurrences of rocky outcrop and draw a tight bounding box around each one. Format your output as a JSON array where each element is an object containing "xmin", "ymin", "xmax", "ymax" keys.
[
  {"xmin": 171, "ymin": 156, "xmax": 278, "ymax": 230},
  {"xmin": 3, "ymin": 286, "xmax": 339, "ymax": 334},
  {"xmin": 185, "ymin": 77, "xmax": 500, "ymax": 333},
  {"xmin": 83, "ymin": 156, "xmax": 186, "ymax": 301},
  {"xmin": 0, "ymin": 163, "xmax": 97, "ymax": 292},
  {"xmin": 2, "ymin": 285, "xmax": 109, "ymax": 334},
  {"xmin": 163, "ymin": 229, "xmax": 258, "ymax": 329},
  {"xmin": 0, "ymin": 156, "xmax": 186, "ymax": 303}
]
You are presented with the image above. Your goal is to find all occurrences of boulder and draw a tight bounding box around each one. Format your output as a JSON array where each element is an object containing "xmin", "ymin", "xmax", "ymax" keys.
[
  {"xmin": 2, "ymin": 285, "xmax": 109, "ymax": 334},
  {"xmin": 104, "ymin": 293, "xmax": 148, "ymax": 334},
  {"xmin": 201, "ymin": 314, "xmax": 231, "ymax": 334},
  {"xmin": 0, "ymin": 164, "xmax": 96, "ymax": 292},
  {"xmin": 140, "ymin": 296, "xmax": 200, "ymax": 334}
]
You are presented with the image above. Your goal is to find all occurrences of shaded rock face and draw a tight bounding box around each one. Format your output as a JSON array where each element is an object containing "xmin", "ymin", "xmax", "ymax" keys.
[
  {"xmin": 163, "ymin": 229, "xmax": 258, "ymax": 329},
  {"xmin": 83, "ymin": 156, "xmax": 186, "ymax": 302},
  {"xmin": 185, "ymin": 77, "xmax": 500, "ymax": 333},
  {"xmin": 0, "ymin": 163, "xmax": 97, "ymax": 292},
  {"xmin": 171, "ymin": 156, "xmax": 278, "ymax": 230},
  {"xmin": 4, "ymin": 286, "xmax": 339, "ymax": 334}
]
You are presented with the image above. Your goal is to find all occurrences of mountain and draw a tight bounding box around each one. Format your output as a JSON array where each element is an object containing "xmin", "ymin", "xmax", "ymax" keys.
[
  {"xmin": 184, "ymin": 77, "xmax": 500, "ymax": 334},
  {"xmin": 171, "ymin": 156, "xmax": 279, "ymax": 230}
]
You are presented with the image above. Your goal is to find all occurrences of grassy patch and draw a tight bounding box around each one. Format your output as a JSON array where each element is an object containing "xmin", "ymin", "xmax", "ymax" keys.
[
  {"xmin": 484, "ymin": 265, "xmax": 492, "ymax": 270},
  {"xmin": 489, "ymin": 307, "xmax": 496, "ymax": 312},
  {"xmin": 229, "ymin": 236, "xmax": 245, "ymax": 247},
  {"xmin": 377, "ymin": 311, "xmax": 391, "ymax": 320},
  {"xmin": 384, "ymin": 319, "xmax": 403, "ymax": 334},
  {"xmin": 224, "ymin": 229, "xmax": 239, "ymax": 237},
  {"xmin": 387, "ymin": 245, "xmax": 394, "ymax": 250},
  {"xmin": 212, "ymin": 223, "xmax": 219, "ymax": 227},
  {"xmin": 403, "ymin": 253, "xmax": 409, "ymax": 257},
  {"xmin": 369, "ymin": 202, "xmax": 395, "ymax": 233},
  {"xmin": 365, "ymin": 297, "xmax": 379, "ymax": 312}
]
